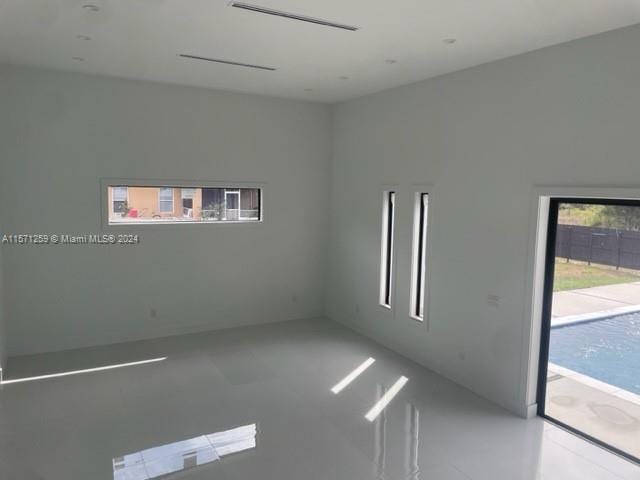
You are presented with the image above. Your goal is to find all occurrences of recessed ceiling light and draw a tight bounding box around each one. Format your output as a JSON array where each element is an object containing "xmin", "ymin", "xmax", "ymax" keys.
[
  {"xmin": 76, "ymin": 35, "xmax": 92, "ymax": 41},
  {"xmin": 82, "ymin": 4, "xmax": 100, "ymax": 12},
  {"xmin": 339, "ymin": 76, "xmax": 349, "ymax": 80},
  {"xmin": 443, "ymin": 38, "xmax": 457, "ymax": 44},
  {"xmin": 72, "ymin": 57, "xmax": 85, "ymax": 61},
  {"xmin": 385, "ymin": 59, "xmax": 397, "ymax": 64}
]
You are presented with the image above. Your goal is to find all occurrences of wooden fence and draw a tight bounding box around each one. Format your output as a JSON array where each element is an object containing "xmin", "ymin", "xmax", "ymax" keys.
[{"xmin": 556, "ymin": 224, "xmax": 640, "ymax": 270}]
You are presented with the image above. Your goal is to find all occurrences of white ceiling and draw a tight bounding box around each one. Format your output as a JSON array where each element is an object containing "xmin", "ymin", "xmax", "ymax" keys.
[{"xmin": 1, "ymin": 0, "xmax": 640, "ymax": 103}]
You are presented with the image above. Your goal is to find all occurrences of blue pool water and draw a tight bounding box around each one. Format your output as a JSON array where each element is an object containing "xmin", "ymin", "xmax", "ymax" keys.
[{"xmin": 549, "ymin": 312, "xmax": 640, "ymax": 395}]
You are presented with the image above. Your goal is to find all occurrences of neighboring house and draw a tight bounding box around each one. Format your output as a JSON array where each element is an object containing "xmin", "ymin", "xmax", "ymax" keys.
[{"xmin": 108, "ymin": 186, "xmax": 259, "ymax": 222}]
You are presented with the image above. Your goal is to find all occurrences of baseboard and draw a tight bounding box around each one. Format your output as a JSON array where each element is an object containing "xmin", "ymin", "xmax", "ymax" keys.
[{"xmin": 7, "ymin": 314, "xmax": 326, "ymax": 358}]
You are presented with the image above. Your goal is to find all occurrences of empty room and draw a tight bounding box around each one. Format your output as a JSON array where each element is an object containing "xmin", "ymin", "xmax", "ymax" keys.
[{"xmin": 1, "ymin": 1, "xmax": 640, "ymax": 479}]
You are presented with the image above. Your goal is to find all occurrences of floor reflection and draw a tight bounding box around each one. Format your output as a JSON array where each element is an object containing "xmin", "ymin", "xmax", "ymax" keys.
[
  {"xmin": 373, "ymin": 384, "xmax": 386, "ymax": 478},
  {"xmin": 405, "ymin": 403, "xmax": 419, "ymax": 478},
  {"xmin": 331, "ymin": 357, "xmax": 376, "ymax": 394},
  {"xmin": 365, "ymin": 376, "xmax": 409, "ymax": 421},
  {"xmin": 113, "ymin": 424, "xmax": 256, "ymax": 480},
  {"xmin": 372, "ymin": 383, "xmax": 422, "ymax": 479}
]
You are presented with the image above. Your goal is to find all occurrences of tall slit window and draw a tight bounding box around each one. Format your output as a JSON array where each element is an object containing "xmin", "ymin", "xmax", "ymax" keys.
[
  {"xmin": 410, "ymin": 193, "xmax": 429, "ymax": 320},
  {"xmin": 379, "ymin": 191, "xmax": 396, "ymax": 308}
]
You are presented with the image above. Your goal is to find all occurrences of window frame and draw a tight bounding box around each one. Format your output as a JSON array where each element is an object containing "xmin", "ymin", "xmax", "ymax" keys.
[
  {"xmin": 239, "ymin": 188, "xmax": 261, "ymax": 221},
  {"xmin": 100, "ymin": 179, "xmax": 265, "ymax": 229},
  {"xmin": 181, "ymin": 188, "xmax": 195, "ymax": 217},
  {"xmin": 379, "ymin": 189, "xmax": 397, "ymax": 309},
  {"xmin": 158, "ymin": 187, "xmax": 174, "ymax": 214},
  {"xmin": 409, "ymin": 192, "xmax": 430, "ymax": 322},
  {"xmin": 111, "ymin": 186, "xmax": 129, "ymax": 216},
  {"xmin": 536, "ymin": 196, "xmax": 640, "ymax": 465}
]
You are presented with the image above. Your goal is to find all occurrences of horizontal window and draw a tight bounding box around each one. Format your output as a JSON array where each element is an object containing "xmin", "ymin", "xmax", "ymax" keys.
[{"xmin": 107, "ymin": 185, "xmax": 261, "ymax": 225}]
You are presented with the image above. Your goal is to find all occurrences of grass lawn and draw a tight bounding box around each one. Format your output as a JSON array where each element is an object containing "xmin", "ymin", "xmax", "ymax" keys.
[{"xmin": 554, "ymin": 259, "xmax": 640, "ymax": 292}]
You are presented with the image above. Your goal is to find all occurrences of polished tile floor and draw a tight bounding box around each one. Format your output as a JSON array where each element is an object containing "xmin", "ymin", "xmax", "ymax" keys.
[{"xmin": 0, "ymin": 318, "xmax": 638, "ymax": 479}]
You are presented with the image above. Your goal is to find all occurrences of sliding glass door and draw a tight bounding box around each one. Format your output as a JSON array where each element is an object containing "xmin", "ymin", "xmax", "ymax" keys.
[{"xmin": 538, "ymin": 198, "xmax": 640, "ymax": 464}]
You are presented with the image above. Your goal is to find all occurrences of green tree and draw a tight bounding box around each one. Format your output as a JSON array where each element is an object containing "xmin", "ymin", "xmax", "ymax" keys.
[
  {"xmin": 600, "ymin": 205, "xmax": 640, "ymax": 231},
  {"xmin": 559, "ymin": 203, "xmax": 640, "ymax": 231}
]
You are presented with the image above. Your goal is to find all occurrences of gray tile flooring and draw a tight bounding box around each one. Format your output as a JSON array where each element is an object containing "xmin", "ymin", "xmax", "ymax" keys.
[{"xmin": 0, "ymin": 318, "xmax": 638, "ymax": 479}]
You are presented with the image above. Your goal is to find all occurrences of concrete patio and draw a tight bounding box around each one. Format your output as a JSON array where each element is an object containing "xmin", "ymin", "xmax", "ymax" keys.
[
  {"xmin": 548, "ymin": 280, "xmax": 640, "ymax": 461},
  {"xmin": 552, "ymin": 281, "xmax": 640, "ymax": 318},
  {"xmin": 546, "ymin": 363, "xmax": 640, "ymax": 460}
]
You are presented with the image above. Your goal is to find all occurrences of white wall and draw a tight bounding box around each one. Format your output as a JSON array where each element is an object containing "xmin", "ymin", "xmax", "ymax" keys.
[
  {"xmin": 4, "ymin": 23, "xmax": 640, "ymax": 416},
  {"xmin": 327, "ymin": 24, "xmax": 640, "ymax": 416},
  {"xmin": 0, "ymin": 108, "xmax": 7, "ymax": 370},
  {"xmin": 0, "ymin": 65, "xmax": 332, "ymax": 356},
  {"xmin": 0, "ymin": 241, "xmax": 6, "ymax": 372}
]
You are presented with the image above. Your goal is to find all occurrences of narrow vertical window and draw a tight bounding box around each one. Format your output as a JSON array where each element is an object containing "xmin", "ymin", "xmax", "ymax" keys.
[
  {"xmin": 159, "ymin": 187, "xmax": 174, "ymax": 213},
  {"xmin": 410, "ymin": 193, "xmax": 429, "ymax": 320},
  {"xmin": 379, "ymin": 191, "xmax": 396, "ymax": 308},
  {"xmin": 112, "ymin": 186, "xmax": 129, "ymax": 216}
]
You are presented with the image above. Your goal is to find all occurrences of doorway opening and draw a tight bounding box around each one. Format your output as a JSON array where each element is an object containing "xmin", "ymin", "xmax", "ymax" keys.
[{"xmin": 538, "ymin": 198, "xmax": 640, "ymax": 464}]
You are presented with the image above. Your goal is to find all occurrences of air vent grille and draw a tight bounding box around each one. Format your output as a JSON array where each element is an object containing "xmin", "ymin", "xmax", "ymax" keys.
[
  {"xmin": 230, "ymin": 2, "xmax": 358, "ymax": 31},
  {"xmin": 179, "ymin": 54, "xmax": 276, "ymax": 71}
]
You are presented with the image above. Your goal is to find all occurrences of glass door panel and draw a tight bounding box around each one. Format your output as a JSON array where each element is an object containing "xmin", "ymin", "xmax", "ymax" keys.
[{"xmin": 539, "ymin": 199, "xmax": 640, "ymax": 463}]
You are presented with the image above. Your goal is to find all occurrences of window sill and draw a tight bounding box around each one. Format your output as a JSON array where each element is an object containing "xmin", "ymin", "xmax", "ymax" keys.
[{"xmin": 107, "ymin": 219, "xmax": 263, "ymax": 226}]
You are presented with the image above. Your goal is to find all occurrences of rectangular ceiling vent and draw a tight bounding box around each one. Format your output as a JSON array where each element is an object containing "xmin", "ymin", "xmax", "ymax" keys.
[
  {"xmin": 179, "ymin": 54, "xmax": 276, "ymax": 71},
  {"xmin": 230, "ymin": 2, "xmax": 359, "ymax": 31}
]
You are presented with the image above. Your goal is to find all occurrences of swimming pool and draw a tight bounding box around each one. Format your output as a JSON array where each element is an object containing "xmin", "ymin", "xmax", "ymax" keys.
[{"xmin": 549, "ymin": 312, "xmax": 640, "ymax": 395}]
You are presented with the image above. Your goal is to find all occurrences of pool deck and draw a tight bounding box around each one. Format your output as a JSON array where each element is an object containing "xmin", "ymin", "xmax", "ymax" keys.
[
  {"xmin": 546, "ymin": 363, "xmax": 640, "ymax": 460},
  {"xmin": 548, "ymin": 281, "xmax": 640, "ymax": 461},
  {"xmin": 552, "ymin": 281, "xmax": 640, "ymax": 318}
]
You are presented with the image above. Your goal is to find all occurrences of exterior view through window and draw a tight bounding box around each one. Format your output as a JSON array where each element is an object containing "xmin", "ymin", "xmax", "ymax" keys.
[
  {"xmin": 410, "ymin": 193, "xmax": 429, "ymax": 320},
  {"xmin": 379, "ymin": 191, "xmax": 396, "ymax": 308},
  {"xmin": 539, "ymin": 199, "xmax": 640, "ymax": 463},
  {"xmin": 107, "ymin": 185, "xmax": 261, "ymax": 224}
]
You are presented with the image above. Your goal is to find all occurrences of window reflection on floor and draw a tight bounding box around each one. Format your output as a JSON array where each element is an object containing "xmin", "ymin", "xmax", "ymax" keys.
[{"xmin": 112, "ymin": 424, "xmax": 256, "ymax": 480}]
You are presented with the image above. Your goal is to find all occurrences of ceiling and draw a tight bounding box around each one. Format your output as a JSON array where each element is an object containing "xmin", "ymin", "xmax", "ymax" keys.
[{"xmin": 1, "ymin": 0, "xmax": 640, "ymax": 103}]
